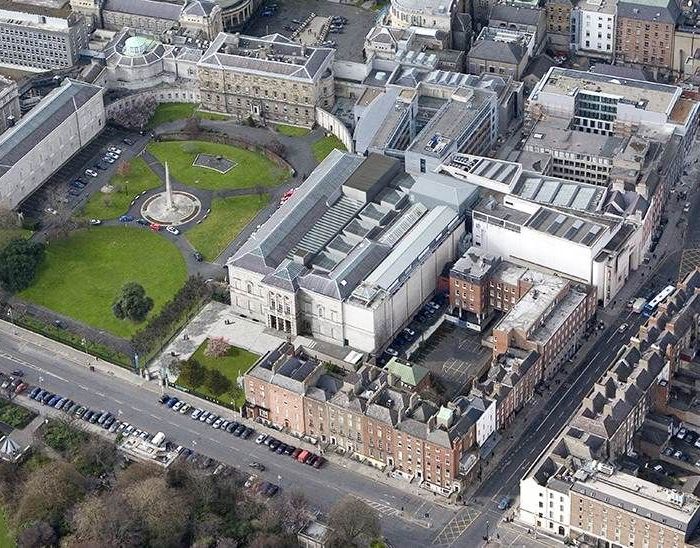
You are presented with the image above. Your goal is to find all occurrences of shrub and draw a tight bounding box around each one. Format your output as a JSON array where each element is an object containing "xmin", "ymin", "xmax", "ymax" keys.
[{"xmin": 204, "ymin": 337, "xmax": 231, "ymax": 358}]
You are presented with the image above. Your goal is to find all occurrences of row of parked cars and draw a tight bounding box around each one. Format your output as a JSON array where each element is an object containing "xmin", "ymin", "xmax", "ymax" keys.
[
  {"xmin": 27, "ymin": 385, "xmax": 151, "ymax": 439},
  {"xmin": 254, "ymin": 432, "xmax": 326, "ymax": 469},
  {"xmin": 379, "ymin": 296, "xmax": 446, "ymax": 364},
  {"xmin": 160, "ymin": 394, "xmax": 255, "ymax": 438}
]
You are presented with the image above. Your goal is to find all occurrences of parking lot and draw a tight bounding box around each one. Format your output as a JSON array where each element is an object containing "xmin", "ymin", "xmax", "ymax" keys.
[
  {"xmin": 247, "ymin": 0, "xmax": 379, "ymax": 61},
  {"xmin": 19, "ymin": 126, "xmax": 147, "ymax": 224},
  {"xmin": 410, "ymin": 322, "xmax": 492, "ymax": 399}
]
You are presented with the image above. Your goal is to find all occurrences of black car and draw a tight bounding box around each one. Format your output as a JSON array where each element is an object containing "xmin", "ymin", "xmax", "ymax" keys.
[
  {"xmin": 159, "ymin": 393, "xmax": 170, "ymax": 404},
  {"xmin": 283, "ymin": 445, "xmax": 296, "ymax": 455},
  {"xmin": 193, "ymin": 251, "xmax": 203, "ymax": 262},
  {"xmin": 94, "ymin": 163, "xmax": 107, "ymax": 171},
  {"xmin": 268, "ymin": 439, "xmax": 281, "ymax": 451},
  {"xmin": 275, "ymin": 443, "xmax": 287, "ymax": 454},
  {"xmin": 226, "ymin": 421, "xmax": 239, "ymax": 433},
  {"xmin": 103, "ymin": 416, "xmax": 115, "ymax": 429},
  {"xmin": 123, "ymin": 138, "xmax": 135, "ymax": 146},
  {"xmin": 11, "ymin": 370, "xmax": 24, "ymax": 377},
  {"xmin": 241, "ymin": 427, "xmax": 253, "ymax": 439},
  {"xmin": 41, "ymin": 393, "xmax": 54, "ymax": 404},
  {"xmin": 83, "ymin": 410, "xmax": 94, "ymax": 421},
  {"xmin": 233, "ymin": 424, "xmax": 246, "ymax": 437},
  {"xmin": 137, "ymin": 218, "xmax": 149, "ymax": 226},
  {"xmin": 265, "ymin": 484, "xmax": 279, "ymax": 497},
  {"xmin": 306, "ymin": 454, "xmax": 318, "ymax": 466}
]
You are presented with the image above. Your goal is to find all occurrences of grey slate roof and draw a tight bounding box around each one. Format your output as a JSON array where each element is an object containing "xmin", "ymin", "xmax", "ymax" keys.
[
  {"xmin": 182, "ymin": 0, "xmax": 217, "ymax": 15},
  {"xmin": 617, "ymin": 0, "xmax": 680, "ymax": 24},
  {"xmin": 469, "ymin": 39, "xmax": 526, "ymax": 64},
  {"xmin": 0, "ymin": 80, "xmax": 103, "ymax": 176},
  {"xmin": 489, "ymin": 4, "xmax": 543, "ymax": 26},
  {"xmin": 103, "ymin": 0, "xmax": 184, "ymax": 19}
]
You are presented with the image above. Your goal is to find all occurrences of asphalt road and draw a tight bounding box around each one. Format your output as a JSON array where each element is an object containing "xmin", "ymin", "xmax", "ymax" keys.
[{"xmin": 0, "ymin": 329, "xmax": 458, "ymax": 547}]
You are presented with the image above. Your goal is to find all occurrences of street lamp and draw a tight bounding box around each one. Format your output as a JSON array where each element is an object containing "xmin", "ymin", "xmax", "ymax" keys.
[{"xmin": 484, "ymin": 520, "xmax": 489, "ymax": 542}]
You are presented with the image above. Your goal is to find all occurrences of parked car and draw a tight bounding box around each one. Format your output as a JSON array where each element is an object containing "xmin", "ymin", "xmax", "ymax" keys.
[
  {"xmin": 227, "ymin": 422, "xmax": 240, "ymax": 433},
  {"xmin": 166, "ymin": 226, "xmax": 180, "ymax": 235},
  {"xmin": 119, "ymin": 215, "xmax": 134, "ymax": 223},
  {"xmin": 205, "ymin": 414, "xmax": 217, "ymax": 425},
  {"xmin": 677, "ymin": 427, "xmax": 688, "ymax": 440},
  {"xmin": 291, "ymin": 448, "xmax": 302, "ymax": 459},
  {"xmin": 193, "ymin": 251, "xmax": 203, "ymax": 262},
  {"xmin": 85, "ymin": 169, "xmax": 98, "ymax": 178},
  {"xmin": 313, "ymin": 456, "xmax": 326, "ymax": 469},
  {"xmin": 385, "ymin": 347, "xmax": 398, "ymax": 357},
  {"xmin": 248, "ymin": 461, "xmax": 265, "ymax": 471},
  {"xmin": 241, "ymin": 427, "xmax": 253, "ymax": 439},
  {"xmin": 123, "ymin": 138, "xmax": 135, "ymax": 146},
  {"xmin": 89, "ymin": 219, "xmax": 102, "ymax": 225},
  {"xmin": 212, "ymin": 418, "xmax": 223, "ymax": 429},
  {"xmin": 172, "ymin": 401, "xmax": 183, "ymax": 412}
]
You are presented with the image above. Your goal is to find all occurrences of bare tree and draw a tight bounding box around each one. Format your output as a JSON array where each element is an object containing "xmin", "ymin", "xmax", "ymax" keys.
[
  {"xmin": 327, "ymin": 496, "xmax": 381, "ymax": 548},
  {"xmin": 16, "ymin": 521, "xmax": 56, "ymax": 548},
  {"xmin": 274, "ymin": 491, "xmax": 312, "ymax": 534},
  {"xmin": 70, "ymin": 492, "xmax": 144, "ymax": 548},
  {"xmin": 15, "ymin": 461, "xmax": 86, "ymax": 527}
]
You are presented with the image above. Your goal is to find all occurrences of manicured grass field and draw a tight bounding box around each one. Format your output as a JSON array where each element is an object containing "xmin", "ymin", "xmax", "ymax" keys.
[
  {"xmin": 147, "ymin": 140, "xmax": 289, "ymax": 191},
  {"xmin": 186, "ymin": 194, "xmax": 268, "ymax": 261},
  {"xmin": 275, "ymin": 124, "xmax": 310, "ymax": 137},
  {"xmin": 312, "ymin": 134, "xmax": 347, "ymax": 163},
  {"xmin": 20, "ymin": 227, "xmax": 187, "ymax": 338},
  {"xmin": 0, "ymin": 228, "xmax": 32, "ymax": 250},
  {"xmin": 148, "ymin": 102, "xmax": 196, "ymax": 128},
  {"xmin": 80, "ymin": 157, "xmax": 161, "ymax": 220},
  {"xmin": 0, "ymin": 507, "xmax": 14, "ymax": 548},
  {"xmin": 177, "ymin": 340, "xmax": 258, "ymax": 408}
]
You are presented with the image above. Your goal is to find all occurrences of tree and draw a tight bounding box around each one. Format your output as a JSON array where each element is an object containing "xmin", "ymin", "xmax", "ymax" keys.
[
  {"xmin": 178, "ymin": 358, "xmax": 206, "ymax": 388},
  {"xmin": 205, "ymin": 337, "xmax": 231, "ymax": 358},
  {"xmin": 273, "ymin": 491, "xmax": 312, "ymax": 535},
  {"xmin": 327, "ymin": 496, "xmax": 381, "ymax": 548},
  {"xmin": 70, "ymin": 492, "xmax": 144, "ymax": 548},
  {"xmin": 16, "ymin": 521, "xmax": 56, "ymax": 548},
  {"xmin": 116, "ymin": 161, "xmax": 131, "ymax": 178},
  {"xmin": 112, "ymin": 282, "xmax": 154, "ymax": 322},
  {"xmin": 0, "ymin": 238, "xmax": 45, "ymax": 292},
  {"xmin": 15, "ymin": 461, "xmax": 86, "ymax": 527},
  {"xmin": 122, "ymin": 476, "xmax": 190, "ymax": 547},
  {"xmin": 204, "ymin": 368, "xmax": 231, "ymax": 396}
]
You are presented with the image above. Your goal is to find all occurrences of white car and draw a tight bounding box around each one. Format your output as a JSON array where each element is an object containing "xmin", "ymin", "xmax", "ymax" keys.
[
  {"xmin": 108, "ymin": 146, "xmax": 122, "ymax": 155},
  {"xmin": 172, "ymin": 401, "xmax": 183, "ymax": 412},
  {"xmin": 103, "ymin": 156, "xmax": 115, "ymax": 164},
  {"xmin": 45, "ymin": 207, "xmax": 57, "ymax": 215},
  {"xmin": 89, "ymin": 219, "xmax": 102, "ymax": 225},
  {"xmin": 677, "ymin": 427, "xmax": 688, "ymax": 440},
  {"xmin": 617, "ymin": 323, "xmax": 629, "ymax": 333},
  {"xmin": 255, "ymin": 433, "xmax": 267, "ymax": 444},
  {"xmin": 107, "ymin": 152, "xmax": 120, "ymax": 160},
  {"xmin": 694, "ymin": 438, "xmax": 700, "ymax": 449},
  {"xmin": 179, "ymin": 403, "xmax": 190, "ymax": 414},
  {"xmin": 166, "ymin": 225, "xmax": 180, "ymax": 235},
  {"xmin": 85, "ymin": 169, "xmax": 98, "ymax": 177},
  {"xmin": 212, "ymin": 418, "xmax": 223, "ymax": 429}
]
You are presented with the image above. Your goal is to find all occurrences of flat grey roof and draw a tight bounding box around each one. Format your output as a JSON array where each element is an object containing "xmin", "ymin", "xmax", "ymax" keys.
[
  {"xmin": 512, "ymin": 172, "xmax": 606, "ymax": 213},
  {"xmin": 0, "ymin": 79, "xmax": 102, "ymax": 176},
  {"xmin": 525, "ymin": 207, "xmax": 608, "ymax": 246}
]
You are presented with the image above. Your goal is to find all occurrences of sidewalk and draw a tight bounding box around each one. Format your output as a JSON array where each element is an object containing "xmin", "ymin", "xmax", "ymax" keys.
[{"xmin": 0, "ymin": 319, "xmax": 153, "ymax": 391}]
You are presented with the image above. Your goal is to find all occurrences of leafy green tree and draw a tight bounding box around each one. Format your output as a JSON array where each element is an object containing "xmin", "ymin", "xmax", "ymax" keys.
[
  {"xmin": 112, "ymin": 282, "xmax": 153, "ymax": 322},
  {"xmin": 204, "ymin": 368, "xmax": 231, "ymax": 396},
  {"xmin": 178, "ymin": 358, "xmax": 206, "ymax": 388},
  {"xmin": 0, "ymin": 238, "xmax": 45, "ymax": 292}
]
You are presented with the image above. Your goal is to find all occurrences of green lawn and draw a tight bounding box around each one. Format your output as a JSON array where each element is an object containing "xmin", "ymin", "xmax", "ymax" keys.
[
  {"xmin": 147, "ymin": 140, "xmax": 289, "ymax": 191},
  {"xmin": 20, "ymin": 227, "xmax": 187, "ymax": 338},
  {"xmin": 79, "ymin": 157, "xmax": 161, "ymax": 220},
  {"xmin": 177, "ymin": 340, "xmax": 258, "ymax": 408},
  {"xmin": 312, "ymin": 135, "xmax": 347, "ymax": 163},
  {"xmin": 187, "ymin": 194, "xmax": 268, "ymax": 261},
  {"xmin": 275, "ymin": 124, "xmax": 310, "ymax": 137},
  {"xmin": 148, "ymin": 102, "xmax": 196, "ymax": 128},
  {"xmin": 0, "ymin": 507, "xmax": 14, "ymax": 548},
  {"xmin": 0, "ymin": 228, "xmax": 32, "ymax": 250},
  {"xmin": 196, "ymin": 110, "xmax": 230, "ymax": 121}
]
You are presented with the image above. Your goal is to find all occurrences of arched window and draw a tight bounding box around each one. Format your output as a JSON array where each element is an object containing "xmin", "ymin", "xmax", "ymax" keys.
[
  {"xmin": 318, "ymin": 306, "xmax": 324, "ymax": 318},
  {"xmin": 246, "ymin": 282, "xmax": 253, "ymax": 294}
]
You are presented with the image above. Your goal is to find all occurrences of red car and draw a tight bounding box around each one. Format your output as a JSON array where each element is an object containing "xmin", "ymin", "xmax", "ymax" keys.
[{"xmin": 149, "ymin": 223, "xmax": 162, "ymax": 231}]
